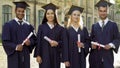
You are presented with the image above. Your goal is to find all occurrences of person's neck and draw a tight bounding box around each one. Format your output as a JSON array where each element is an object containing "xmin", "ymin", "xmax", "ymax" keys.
[
  {"xmin": 16, "ymin": 17, "xmax": 23, "ymax": 21},
  {"xmin": 48, "ymin": 21, "xmax": 54, "ymax": 25},
  {"xmin": 72, "ymin": 22, "xmax": 79, "ymax": 28},
  {"xmin": 101, "ymin": 17, "xmax": 107, "ymax": 21}
]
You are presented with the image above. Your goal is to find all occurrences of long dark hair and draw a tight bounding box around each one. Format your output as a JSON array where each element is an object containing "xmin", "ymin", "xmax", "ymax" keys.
[{"xmin": 41, "ymin": 10, "xmax": 59, "ymax": 25}]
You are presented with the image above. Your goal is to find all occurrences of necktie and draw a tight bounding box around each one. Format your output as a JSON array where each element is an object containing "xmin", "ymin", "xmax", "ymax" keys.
[
  {"xmin": 102, "ymin": 21, "xmax": 104, "ymax": 30},
  {"xmin": 18, "ymin": 21, "xmax": 23, "ymax": 25}
]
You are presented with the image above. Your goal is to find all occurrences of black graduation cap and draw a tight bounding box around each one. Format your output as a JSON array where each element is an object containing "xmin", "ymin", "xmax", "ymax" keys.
[
  {"xmin": 42, "ymin": 3, "xmax": 59, "ymax": 11},
  {"xmin": 95, "ymin": 0, "xmax": 112, "ymax": 7},
  {"xmin": 13, "ymin": 1, "xmax": 29, "ymax": 9},
  {"xmin": 68, "ymin": 5, "xmax": 84, "ymax": 15}
]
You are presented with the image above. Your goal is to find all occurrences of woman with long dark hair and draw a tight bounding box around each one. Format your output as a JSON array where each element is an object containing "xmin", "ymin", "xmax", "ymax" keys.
[{"xmin": 34, "ymin": 3, "xmax": 69, "ymax": 68}]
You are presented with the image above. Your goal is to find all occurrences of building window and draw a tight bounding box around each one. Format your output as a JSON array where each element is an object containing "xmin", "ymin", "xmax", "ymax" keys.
[
  {"xmin": 38, "ymin": 10, "xmax": 44, "ymax": 24},
  {"xmin": 26, "ymin": 8, "xmax": 30, "ymax": 22},
  {"xmin": 2, "ymin": 5, "xmax": 12, "ymax": 25}
]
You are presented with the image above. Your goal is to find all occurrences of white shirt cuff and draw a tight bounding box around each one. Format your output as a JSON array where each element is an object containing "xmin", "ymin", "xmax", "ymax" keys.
[{"xmin": 109, "ymin": 43, "xmax": 115, "ymax": 49}]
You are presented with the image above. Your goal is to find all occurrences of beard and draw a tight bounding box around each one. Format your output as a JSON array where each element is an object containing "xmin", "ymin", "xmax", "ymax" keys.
[{"xmin": 100, "ymin": 16, "xmax": 107, "ymax": 20}]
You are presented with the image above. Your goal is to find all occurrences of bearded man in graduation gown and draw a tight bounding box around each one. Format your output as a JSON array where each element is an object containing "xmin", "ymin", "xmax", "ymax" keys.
[
  {"xmin": 89, "ymin": 0, "xmax": 120, "ymax": 68},
  {"xmin": 2, "ymin": 1, "xmax": 36, "ymax": 68}
]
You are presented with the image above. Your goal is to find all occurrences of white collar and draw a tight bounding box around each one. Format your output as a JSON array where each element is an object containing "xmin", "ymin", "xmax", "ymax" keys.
[
  {"xmin": 98, "ymin": 18, "xmax": 109, "ymax": 27},
  {"xmin": 71, "ymin": 25, "xmax": 79, "ymax": 32},
  {"xmin": 14, "ymin": 17, "xmax": 30, "ymax": 25},
  {"xmin": 47, "ymin": 22, "xmax": 54, "ymax": 29},
  {"xmin": 14, "ymin": 17, "xmax": 24, "ymax": 25}
]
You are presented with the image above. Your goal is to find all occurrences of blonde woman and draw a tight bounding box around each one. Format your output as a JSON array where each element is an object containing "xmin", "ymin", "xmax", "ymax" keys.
[{"xmin": 66, "ymin": 5, "xmax": 90, "ymax": 68}]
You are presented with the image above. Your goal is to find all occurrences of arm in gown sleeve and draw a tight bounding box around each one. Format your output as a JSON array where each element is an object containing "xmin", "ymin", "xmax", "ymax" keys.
[
  {"xmin": 34, "ymin": 25, "xmax": 42, "ymax": 57},
  {"xmin": 83, "ymin": 27, "xmax": 90, "ymax": 57},
  {"xmin": 111, "ymin": 23, "xmax": 120, "ymax": 53},
  {"xmin": 90, "ymin": 24, "xmax": 97, "ymax": 49},
  {"xmin": 60, "ymin": 28, "xmax": 69, "ymax": 62},
  {"xmin": 2, "ymin": 23, "xmax": 17, "ymax": 56},
  {"xmin": 28, "ymin": 25, "xmax": 37, "ymax": 53}
]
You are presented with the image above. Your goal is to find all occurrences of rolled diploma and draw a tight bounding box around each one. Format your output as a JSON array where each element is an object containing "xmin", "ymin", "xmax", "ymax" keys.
[
  {"xmin": 22, "ymin": 32, "xmax": 33, "ymax": 45},
  {"xmin": 44, "ymin": 36, "xmax": 52, "ymax": 42},
  {"xmin": 78, "ymin": 34, "xmax": 81, "ymax": 52},
  {"xmin": 91, "ymin": 41, "xmax": 105, "ymax": 47}
]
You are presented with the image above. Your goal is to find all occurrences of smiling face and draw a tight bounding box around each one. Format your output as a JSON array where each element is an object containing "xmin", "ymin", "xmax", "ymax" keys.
[
  {"xmin": 71, "ymin": 10, "xmax": 81, "ymax": 23},
  {"xmin": 98, "ymin": 6, "xmax": 108, "ymax": 20},
  {"xmin": 46, "ymin": 9, "xmax": 55, "ymax": 23},
  {"xmin": 15, "ymin": 7, "xmax": 25, "ymax": 20}
]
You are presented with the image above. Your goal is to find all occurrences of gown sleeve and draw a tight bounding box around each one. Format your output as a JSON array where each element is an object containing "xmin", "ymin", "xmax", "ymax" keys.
[
  {"xmin": 111, "ymin": 23, "xmax": 120, "ymax": 53},
  {"xmin": 2, "ymin": 23, "xmax": 17, "ymax": 56},
  {"xmin": 34, "ymin": 25, "xmax": 42, "ymax": 57},
  {"xmin": 60, "ymin": 28, "xmax": 69, "ymax": 62},
  {"xmin": 28, "ymin": 25, "xmax": 37, "ymax": 53},
  {"xmin": 83, "ymin": 27, "xmax": 90, "ymax": 57}
]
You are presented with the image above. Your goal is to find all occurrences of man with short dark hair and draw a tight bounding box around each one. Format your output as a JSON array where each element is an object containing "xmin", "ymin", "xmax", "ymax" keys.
[
  {"xmin": 89, "ymin": 0, "xmax": 120, "ymax": 68},
  {"xmin": 2, "ymin": 1, "xmax": 36, "ymax": 68}
]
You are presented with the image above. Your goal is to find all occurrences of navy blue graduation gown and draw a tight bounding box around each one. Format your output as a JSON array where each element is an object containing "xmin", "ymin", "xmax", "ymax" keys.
[
  {"xmin": 2, "ymin": 19, "xmax": 36, "ymax": 68},
  {"xmin": 34, "ymin": 23, "xmax": 69, "ymax": 68},
  {"xmin": 89, "ymin": 21, "xmax": 120, "ymax": 68},
  {"xmin": 67, "ymin": 27, "xmax": 90, "ymax": 68}
]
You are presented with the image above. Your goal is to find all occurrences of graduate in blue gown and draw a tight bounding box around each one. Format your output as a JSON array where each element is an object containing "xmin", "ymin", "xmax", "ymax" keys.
[
  {"xmin": 34, "ymin": 3, "xmax": 69, "ymax": 68},
  {"xmin": 2, "ymin": 1, "xmax": 36, "ymax": 68},
  {"xmin": 89, "ymin": 0, "xmax": 120, "ymax": 68},
  {"xmin": 66, "ymin": 5, "xmax": 90, "ymax": 68}
]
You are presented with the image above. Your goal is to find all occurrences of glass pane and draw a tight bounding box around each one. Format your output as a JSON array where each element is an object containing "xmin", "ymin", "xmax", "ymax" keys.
[
  {"xmin": 9, "ymin": 14, "xmax": 12, "ymax": 21},
  {"xmin": 38, "ymin": 10, "xmax": 44, "ymax": 24},
  {"xmin": 8, "ymin": 6, "xmax": 12, "ymax": 13},
  {"xmin": 5, "ymin": 14, "xmax": 7, "ymax": 22},
  {"xmin": 2, "ymin": 5, "xmax": 12, "ymax": 25},
  {"xmin": 26, "ymin": 8, "xmax": 30, "ymax": 22},
  {"xmin": 26, "ymin": 8, "xmax": 30, "ymax": 15}
]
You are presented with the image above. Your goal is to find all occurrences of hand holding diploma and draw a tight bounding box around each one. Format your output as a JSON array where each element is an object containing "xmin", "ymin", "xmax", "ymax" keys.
[
  {"xmin": 91, "ymin": 41, "xmax": 105, "ymax": 47},
  {"xmin": 36, "ymin": 56, "xmax": 42, "ymax": 64},
  {"xmin": 24, "ymin": 40, "xmax": 31, "ymax": 46},
  {"xmin": 16, "ymin": 32, "xmax": 33, "ymax": 51},
  {"xmin": 64, "ymin": 61, "xmax": 70, "ymax": 67},
  {"xmin": 77, "ymin": 43, "xmax": 84, "ymax": 48},
  {"xmin": 44, "ymin": 36, "xmax": 58, "ymax": 47},
  {"xmin": 44, "ymin": 36, "xmax": 52, "ymax": 43},
  {"xmin": 91, "ymin": 41, "xmax": 98, "ymax": 49},
  {"xmin": 77, "ymin": 34, "xmax": 84, "ymax": 52},
  {"xmin": 104, "ymin": 44, "xmax": 111, "ymax": 50},
  {"xmin": 77, "ymin": 34, "xmax": 81, "ymax": 52},
  {"xmin": 91, "ymin": 41, "xmax": 105, "ymax": 49},
  {"xmin": 16, "ymin": 44, "xmax": 23, "ymax": 51},
  {"xmin": 49, "ymin": 40, "xmax": 58, "ymax": 47},
  {"xmin": 22, "ymin": 32, "xmax": 33, "ymax": 46}
]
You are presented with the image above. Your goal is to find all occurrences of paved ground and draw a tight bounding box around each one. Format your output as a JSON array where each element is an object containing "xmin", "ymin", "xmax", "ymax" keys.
[{"xmin": 0, "ymin": 45, "xmax": 120, "ymax": 68}]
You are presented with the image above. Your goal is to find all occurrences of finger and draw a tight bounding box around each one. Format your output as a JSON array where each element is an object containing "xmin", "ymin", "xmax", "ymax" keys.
[
  {"xmin": 40, "ymin": 60, "xmax": 42, "ymax": 64},
  {"xmin": 36, "ymin": 58, "xmax": 40, "ymax": 63},
  {"xmin": 38, "ymin": 58, "xmax": 42, "ymax": 64},
  {"xmin": 92, "ymin": 45, "xmax": 96, "ymax": 49},
  {"xmin": 50, "ymin": 44, "xmax": 54, "ymax": 47}
]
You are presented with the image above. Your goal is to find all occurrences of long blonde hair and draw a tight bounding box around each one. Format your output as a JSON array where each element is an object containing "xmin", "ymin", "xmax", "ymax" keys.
[{"xmin": 66, "ymin": 15, "xmax": 83, "ymax": 30}]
